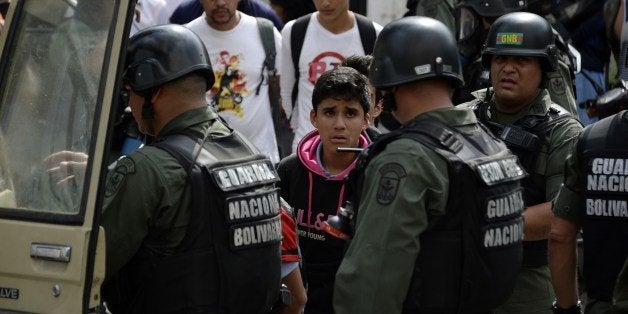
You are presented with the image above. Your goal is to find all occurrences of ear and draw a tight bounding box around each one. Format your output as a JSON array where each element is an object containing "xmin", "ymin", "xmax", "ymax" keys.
[
  {"xmin": 363, "ymin": 113, "xmax": 371, "ymax": 129},
  {"xmin": 372, "ymin": 100, "xmax": 383, "ymax": 119},
  {"xmin": 310, "ymin": 109, "xmax": 317, "ymax": 128}
]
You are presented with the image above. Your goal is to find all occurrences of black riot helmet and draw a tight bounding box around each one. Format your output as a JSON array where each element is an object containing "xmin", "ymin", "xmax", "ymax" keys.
[
  {"xmin": 481, "ymin": 12, "xmax": 558, "ymax": 72},
  {"xmin": 369, "ymin": 16, "xmax": 463, "ymax": 89},
  {"xmin": 123, "ymin": 24, "xmax": 215, "ymax": 94}
]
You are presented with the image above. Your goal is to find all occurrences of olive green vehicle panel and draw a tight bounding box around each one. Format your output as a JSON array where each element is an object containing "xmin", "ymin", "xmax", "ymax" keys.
[{"xmin": 0, "ymin": 0, "xmax": 132, "ymax": 312}]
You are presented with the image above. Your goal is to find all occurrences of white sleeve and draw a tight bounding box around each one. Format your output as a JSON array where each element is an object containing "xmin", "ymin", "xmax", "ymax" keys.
[{"xmin": 278, "ymin": 21, "xmax": 296, "ymax": 119}]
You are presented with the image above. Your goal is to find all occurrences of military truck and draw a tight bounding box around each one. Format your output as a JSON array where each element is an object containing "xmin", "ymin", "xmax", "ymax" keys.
[{"xmin": 0, "ymin": 0, "xmax": 135, "ymax": 312}]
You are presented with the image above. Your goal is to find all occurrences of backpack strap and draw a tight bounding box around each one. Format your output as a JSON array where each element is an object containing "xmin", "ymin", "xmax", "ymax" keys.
[
  {"xmin": 354, "ymin": 13, "xmax": 376, "ymax": 55},
  {"xmin": 289, "ymin": 12, "xmax": 377, "ymax": 108},
  {"xmin": 256, "ymin": 17, "xmax": 276, "ymax": 96},
  {"xmin": 290, "ymin": 13, "xmax": 313, "ymax": 107}
]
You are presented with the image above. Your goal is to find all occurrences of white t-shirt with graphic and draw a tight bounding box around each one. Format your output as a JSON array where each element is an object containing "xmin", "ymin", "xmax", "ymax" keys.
[
  {"xmin": 279, "ymin": 13, "xmax": 382, "ymax": 152},
  {"xmin": 187, "ymin": 12, "xmax": 281, "ymax": 164}
]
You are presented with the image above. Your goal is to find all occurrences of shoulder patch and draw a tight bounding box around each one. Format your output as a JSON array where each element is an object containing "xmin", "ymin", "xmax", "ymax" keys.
[
  {"xmin": 105, "ymin": 157, "xmax": 136, "ymax": 197},
  {"xmin": 549, "ymin": 75, "xmax": 566, "ymax": 95},
  {"xmin": 376, "ymin": 162, "xmax": 407, "ymax": 205}
]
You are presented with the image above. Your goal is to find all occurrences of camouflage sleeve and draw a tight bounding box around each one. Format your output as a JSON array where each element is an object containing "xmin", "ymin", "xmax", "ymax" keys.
[
  {"xmin": 552, "ymin": 143, "xmax": 583, "ymax": 225},
  {"xmin": 100, "ymin": 148, "xmax": 181, "ymax": 279},
  {"xmin": 334, "ymin": 138, "xmax": 448, "ymax": 313},
  {"xmin": 545, "ymin": 118, "xmax": 583, "ymax": 200}
]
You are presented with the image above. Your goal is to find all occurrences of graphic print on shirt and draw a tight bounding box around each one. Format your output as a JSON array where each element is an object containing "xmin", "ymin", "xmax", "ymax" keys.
[
  {"xmin": 308, "ymin": 51, "xmax": 345, "ymax": 85},
  {"xmin": 211, "ymin": 50, "xmax": 249, "ymax": 117},
  {"xmin": 296, "ymin": 207, "xmax": 335, "ymax": 241}
]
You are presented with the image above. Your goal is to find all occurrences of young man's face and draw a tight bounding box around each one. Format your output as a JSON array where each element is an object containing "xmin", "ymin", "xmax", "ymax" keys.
[
  {"xmin": 201, "ymin": 0, "xmax": 240, "ymax": 30},
  {"xmin": 310, "ymin": 98, "xmax": 368, "ymax": 152},
  {"xmin": 314, "ymin": 0, "xmax": 350, "ymax": 24},
  {"xmin": 490, "ymin": 55, "xmax": 543, "ymax": 113}
]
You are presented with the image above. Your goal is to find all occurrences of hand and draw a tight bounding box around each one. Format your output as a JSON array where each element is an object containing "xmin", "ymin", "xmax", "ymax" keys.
[
  {"xmin": 43, "ymin": 151, "xmax": 88, "ymax": 186},
  {"xmin": 134, "ymin": 4, "xmax": 141, "ymax": 23}
]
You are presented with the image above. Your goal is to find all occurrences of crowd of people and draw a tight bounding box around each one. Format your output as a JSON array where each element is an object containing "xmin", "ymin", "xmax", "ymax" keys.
[{"xmin": 14, "ymin": 0, "xmax": 626, "ymax": 313}]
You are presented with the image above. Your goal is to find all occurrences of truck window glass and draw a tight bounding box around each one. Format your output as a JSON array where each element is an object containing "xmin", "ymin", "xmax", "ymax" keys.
[{"xmin": 0, "ymin": 0, "xmax": 115, "ymax": 214}]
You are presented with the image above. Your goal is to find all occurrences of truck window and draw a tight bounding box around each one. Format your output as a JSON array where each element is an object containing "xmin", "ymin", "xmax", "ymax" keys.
[{"xmin": 0, "ymin": 0, "xmax": 115, "ymax": 215}]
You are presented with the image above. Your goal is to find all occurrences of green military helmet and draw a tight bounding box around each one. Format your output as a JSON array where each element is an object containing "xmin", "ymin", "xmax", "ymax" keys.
[
  {"xmin": 369, "ymin": 16, "xmax": 463, "ymax": 89},
  {"xmin": 481, "ymin": 12, "xmax": 558, "ymax": 72},
  {"xmin": 123, "ymin": 24, "xmax": 215, "ymax": 94}
]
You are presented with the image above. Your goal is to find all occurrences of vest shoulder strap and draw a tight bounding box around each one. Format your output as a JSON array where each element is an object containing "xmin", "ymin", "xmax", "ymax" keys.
[
  {"xmin": 366, "ymin": 118, "xmax": 479, "ymax": 163},
  {"xmin": 152, "ymin": 133, "xmax": 202, "ymax": 175},
  {"xmin": 523, "ymin": 104, "xmax": 574, "ymax": 134}
]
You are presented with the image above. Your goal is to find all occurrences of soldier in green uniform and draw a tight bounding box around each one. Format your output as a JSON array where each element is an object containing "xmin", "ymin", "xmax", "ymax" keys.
[
  {"xmin": 460, "ymin": 12, "xmax": 584, "ymax": 313},
  {"xmin": 453, "ymin": 0, "xmax": 579, "ymax": 120},
  {"xmin": 100, "ymin": 24, "xmax": 283, "ymax": 313},
  {"xmin": 406, "ymin": 0, "xmax": 458, "ymax": 35},
  {"xmin": 334, "ymin": 16, "xmax": 526, "ymax": 313},
  {"xmin": 549, "ymin": 110, "xmax": 628, "ymax": 314}
]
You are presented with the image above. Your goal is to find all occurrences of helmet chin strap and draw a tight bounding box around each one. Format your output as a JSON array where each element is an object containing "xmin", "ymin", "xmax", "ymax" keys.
[
  {"xmin": 141, "ymin": 94, "xmax": 155, "ymax": 119},
  {"xmin": 379, "ymin": 89, "xmax": 397, "ymax": 112}
]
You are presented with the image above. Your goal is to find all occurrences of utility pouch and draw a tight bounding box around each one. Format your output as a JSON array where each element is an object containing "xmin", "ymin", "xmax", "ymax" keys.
[{"xmin": 500, "ymin": 125, "xmax": 541, "ymax": 151}]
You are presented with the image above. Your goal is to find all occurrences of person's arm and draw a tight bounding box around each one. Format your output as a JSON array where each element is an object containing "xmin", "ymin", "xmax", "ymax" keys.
[
  {"xmin": 548, "ymin": 136, "xmax": 584, "ymax": 309},
  {"xmin": 281, "ymin": 266, "xmax": 307, "ymax": 314},
  {"xmin": 100, "ymin": 152, "xmax": 168, "ymax": 279},
  {"xmin": 529, "ymin": 119, "xmax": 582, "ymax": 241},
  {"xmin": 334, "ymin": 142, "xmax": 447, "ymax": 313},
  {"xmin": 548, "ymin": 214, "xmax": 580, "ymax": 308},
  {"xmin": 522, "ymin": 201, "xmax": 553, "ymax": 240},
  {"xmin": 278, "ymin": 21, "xmax": 295, "ymax": 119}
]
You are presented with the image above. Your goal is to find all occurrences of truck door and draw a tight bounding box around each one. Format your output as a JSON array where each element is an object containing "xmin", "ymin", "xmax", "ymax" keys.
[{"xmin": 0, "ymin": 0, "xmax": 133, "ymax": 312}]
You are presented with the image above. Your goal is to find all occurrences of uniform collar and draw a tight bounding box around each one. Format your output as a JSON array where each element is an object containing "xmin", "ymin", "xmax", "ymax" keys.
[
  {"xmin": 407, "ymin": 106, "xmax": 479, "ymax": 128},
  {"xmin": 157, "ymin": 106, "xmax": 220, "ymax": 138},
  {"xmin": 473, "ymin": 88, "xmax": 552, "ymax": 125}
]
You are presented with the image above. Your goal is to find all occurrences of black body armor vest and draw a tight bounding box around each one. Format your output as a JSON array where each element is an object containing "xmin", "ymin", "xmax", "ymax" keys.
[
  {"xmin": 107, "ymin": 131, "xmax": 282, "ymax": 314},
  {"xmin": 579, "ymin": 111, "xmax": 628, "ymax": 302},
  {"xmin": 472, "ymin": 100, "xmax": 572, "ymax": 266},
  {"xmin": 360, "ymin": 117, "xmax": 526, "ymax": 313}
]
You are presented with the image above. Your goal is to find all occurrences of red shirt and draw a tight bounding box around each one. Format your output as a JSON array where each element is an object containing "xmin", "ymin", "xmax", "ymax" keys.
[{"xmin": 281, "ymin": 207, "xmax": 300, "ymax": 262}]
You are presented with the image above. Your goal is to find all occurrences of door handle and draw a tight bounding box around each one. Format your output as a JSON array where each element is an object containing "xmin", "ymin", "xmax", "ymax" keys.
[{"xmin": 30, "ymin": 243, "xmax": 71, "ymax": 262}]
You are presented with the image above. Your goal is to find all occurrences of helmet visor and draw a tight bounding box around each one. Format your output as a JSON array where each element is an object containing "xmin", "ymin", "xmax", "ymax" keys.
[{"xmin": 457, "ymin": 7, "xmax": 479, "ymax": 42}]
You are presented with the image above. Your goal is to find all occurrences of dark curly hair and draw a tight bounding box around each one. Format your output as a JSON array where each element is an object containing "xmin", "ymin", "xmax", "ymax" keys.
[{"xmin": 312, "ymin": 66, "xmax": 370, "ymax": 114}]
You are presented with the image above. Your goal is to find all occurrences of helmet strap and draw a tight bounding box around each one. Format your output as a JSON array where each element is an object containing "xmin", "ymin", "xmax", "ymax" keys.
[
  {"xmin": 380, "ymin": 90, "xmax": 397, "ymax": 112},
  {"xmin": 142, "ymin": 95, "xmax": 155, "ymax": 119}
]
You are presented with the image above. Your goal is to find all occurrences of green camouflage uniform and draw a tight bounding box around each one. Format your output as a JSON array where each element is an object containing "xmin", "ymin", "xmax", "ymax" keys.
[
  {"xmin": 101, "ymin": 106, "xmax": 229, "ymax": 278},
  {"xmin": 552, "ymin": 111, "xmax": 628, "ymax": 313},
  {"xmin": 463, "ymin": 88, "xmax": 583, "ymax": 314},
  {"xmin": 334, "ymin": 106, "xmax": 477, "ymax": 313},
  {"xmin": 547, "ymin": 60, "xmax": 579, "ymax": 118}
]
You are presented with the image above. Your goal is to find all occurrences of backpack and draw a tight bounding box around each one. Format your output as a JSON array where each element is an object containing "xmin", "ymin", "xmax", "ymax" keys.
[
  {"xmin": 289, "ymin": 12, "xmax": 377, "ymax": 107},
  {"xmin": 256, "ymin": 17, "xmax": 294, "ymax": 159}
]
